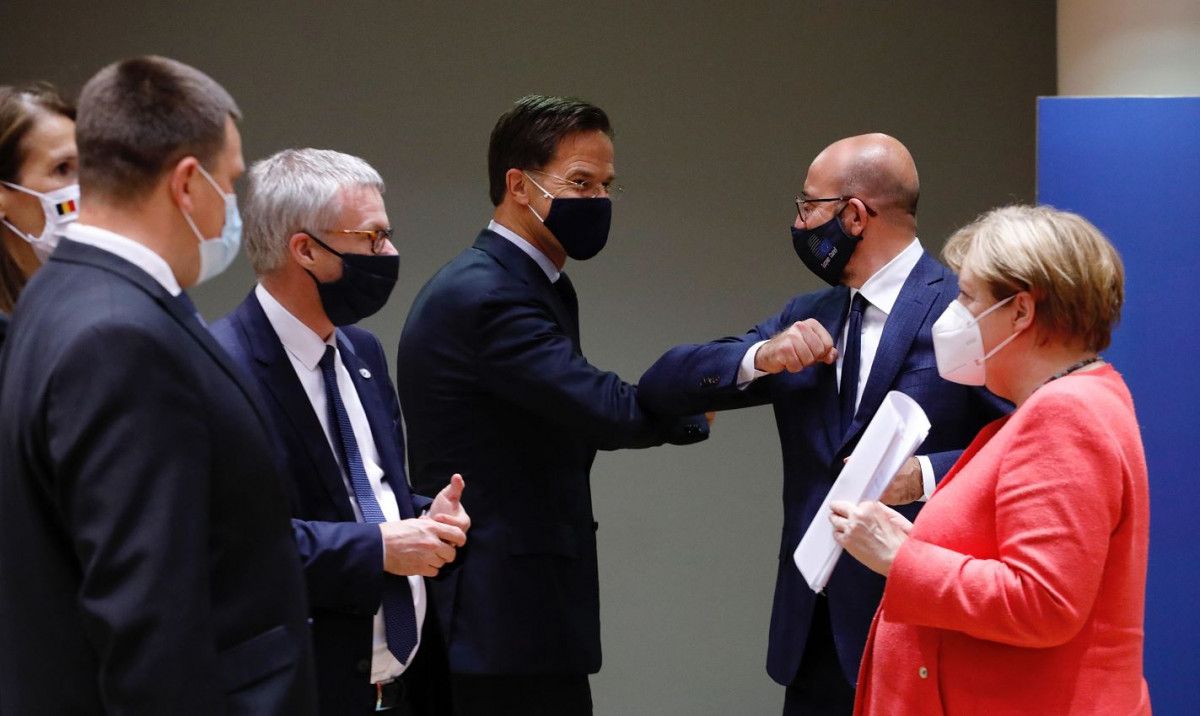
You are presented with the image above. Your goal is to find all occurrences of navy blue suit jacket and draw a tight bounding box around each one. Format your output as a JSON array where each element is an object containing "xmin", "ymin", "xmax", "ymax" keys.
[
  {"xmin": 0, "ymin": 240, "xmax": 316, "ymax": 715},
  {"xmin": 212, "ymin": 291, "xmax": 434, "ymax": 714},
  {"xmin": 396, "ymin": 229, "xmax": 709, "ymax": 676},
  {"xmin": 638, "ymin": 251, "xmax": 1010, "ymax": 686}
]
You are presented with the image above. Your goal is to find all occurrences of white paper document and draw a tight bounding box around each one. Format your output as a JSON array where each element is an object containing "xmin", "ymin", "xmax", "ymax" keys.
[{"xmin": 793, "ymin": 390, "xmax": 932, "ymax": 593}]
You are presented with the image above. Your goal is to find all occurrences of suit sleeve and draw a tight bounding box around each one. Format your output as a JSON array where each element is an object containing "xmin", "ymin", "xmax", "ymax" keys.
[
  {"xmin": 474, "ymin": 285, "xmax": 707, "ymax": 450},
  {"xmin": 923, "ymin": 387, "xmax": 1014, "ymax": 481},
  {"xmin": 45, "ymin": 323, "xmax": 224, "ymax": 714},
  {"xmin": 638, "ymin": 307, "xmax": 793, "ymax": 416},
  {"xmin": 291, "ymin": 519, "xmax": 385, "ymax": 614},
  {"xmin": 882, "ymin": 391, "xmax": 1122, "ymax": 647}
]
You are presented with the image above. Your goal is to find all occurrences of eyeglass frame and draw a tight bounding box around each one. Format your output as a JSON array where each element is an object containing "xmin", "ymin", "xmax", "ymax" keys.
[
  {"xmin": 304, "ymin": 228, "xmax": 394, "ymax": 255},
  {"xmin": 525, "ymin": 169, "xmax": 623, "ymax": 201},
  {"xmin": 794, "ymin": 195, "xmax": 877, "ymax": 223}
]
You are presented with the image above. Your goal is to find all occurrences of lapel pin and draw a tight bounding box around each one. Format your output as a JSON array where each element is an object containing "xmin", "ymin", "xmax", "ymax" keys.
[{"xmin": 359, "ymin": 368, "xmax": 372, "ymax": 379}]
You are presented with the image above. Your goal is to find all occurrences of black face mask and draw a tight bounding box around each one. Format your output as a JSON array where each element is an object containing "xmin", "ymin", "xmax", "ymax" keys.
[
  {"xmin": 536, "ymin": 196, "xmax": 612, "ymax": 261},
  {"xmin": 791, "ymin": 213, "xmax": 862, "ymax": 286},
  {"xmin": 304, "ymin": 233, "xmax": 399, "ymax": 326}
]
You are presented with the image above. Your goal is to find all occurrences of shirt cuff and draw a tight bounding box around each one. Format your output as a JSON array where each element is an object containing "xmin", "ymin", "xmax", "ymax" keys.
[
  {"xmin": 737, "ymin": 341, "xmax": 769, "ymax": 389},
  {"xmin": 917, "ymin": 455, "xmax": 935, "ymax": 501}
]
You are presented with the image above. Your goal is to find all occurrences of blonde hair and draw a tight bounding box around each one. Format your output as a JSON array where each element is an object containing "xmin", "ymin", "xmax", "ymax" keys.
[{"xmin": 942, "ymin": 205, "xmax": 1124, "ymax": 352}]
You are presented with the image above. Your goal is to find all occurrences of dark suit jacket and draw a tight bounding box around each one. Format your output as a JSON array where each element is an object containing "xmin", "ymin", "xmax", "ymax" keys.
[
  {"xmin": 395, "ymin": 229, "xmax": 708, "ymax": 676},
  {"xmin": 637, "ymin": 251, "xmax": 1011, "ymax": 688},
  {"xmin": 212, "ymin": 291, "xmax": 436, "ymax": 715},
  {"xmin": 0, "ymin": 240, "xmax": 316, "ymax": 715}
]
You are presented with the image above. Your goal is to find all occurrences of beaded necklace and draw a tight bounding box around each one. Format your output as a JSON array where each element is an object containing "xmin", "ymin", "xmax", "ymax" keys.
[{"xmin": 1040, "ymin": 356, "xmax": 1104, "ymax": 388}]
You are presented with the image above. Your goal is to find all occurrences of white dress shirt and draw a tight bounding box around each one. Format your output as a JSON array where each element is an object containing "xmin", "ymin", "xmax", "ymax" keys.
[
  {"xmin": 64, "ymin": 223, "xmax": 182, "ymax": 296},
  {"xmin": 255, "ymin": 284, "xmax": 425, "ymax": 684},
  {"xmin": 738, "ymin": 239, "xmax": 937, "ymax": 499},
  {"xmin": 488, "ymin": 219, "xmax": 560, "ymax": 282}
]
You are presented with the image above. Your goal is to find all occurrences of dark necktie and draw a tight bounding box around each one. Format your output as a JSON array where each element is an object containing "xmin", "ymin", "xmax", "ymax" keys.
[
  {"xmin": 318, "ymin": 345, "xmax": 418, "ymax": 663},
  {"xmin": 839, "ymin": 292, "xmax": 869, "ymax": 437},
  {"xmin": 175, "ymin": 291, "xmax": 207, "ymax": 328},
  {"xmin": 553, "ymin": 272, "xmax": 580, "ymax": 345}
]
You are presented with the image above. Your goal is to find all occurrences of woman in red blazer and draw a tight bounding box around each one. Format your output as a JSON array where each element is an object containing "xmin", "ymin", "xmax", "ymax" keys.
[{"xmin": 830, "ymin": 205, "xmax": 1151, "ymax": 715}]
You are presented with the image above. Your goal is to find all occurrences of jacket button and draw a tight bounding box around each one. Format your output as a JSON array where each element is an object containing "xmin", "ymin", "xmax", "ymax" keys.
[
  {"xmin": 356, "ymin": 659, "xmax": 371, "ymax": 674},
  {"xmin": 918, "ymin": 666, "xmax": 928, "ymax": 679}
]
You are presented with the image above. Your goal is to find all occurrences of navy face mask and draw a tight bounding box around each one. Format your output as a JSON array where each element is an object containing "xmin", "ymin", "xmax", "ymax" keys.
[
  {"xmin": 305, "ymin": 233, "xmax": 400, "ymax": 326},
  {"xmin": 791, "ymin": 212, "xmax": 862, "ymax": 287},
  {"xmin": 525, "ymin": 172, "xmax": 612, "ymax": 261}
]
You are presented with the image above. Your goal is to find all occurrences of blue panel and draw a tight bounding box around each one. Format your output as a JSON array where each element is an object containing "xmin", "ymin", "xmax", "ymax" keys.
[{"xmin": 1039, "ymin": 97, "xmax": 1200, "ymax": 712}]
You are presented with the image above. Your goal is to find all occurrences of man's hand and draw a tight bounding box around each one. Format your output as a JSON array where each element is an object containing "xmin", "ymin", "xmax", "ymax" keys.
[
  {"xmin": 754, "ymin": 320, "xmax": 838, "ymax": 374},
  {"xmin": 380, "ymin": 518, "xmax": 466, "ymax": 578},
  {"xmin": 878, "ymin": 457, "xmax": 925, "ymax": 505},
  {"xmin": 829, "ymin": 500, "xmax": 913, "ymax": 576},
  {"xmin": 426, "ymin": 473, "xmax": 470, "ymax": 534}
]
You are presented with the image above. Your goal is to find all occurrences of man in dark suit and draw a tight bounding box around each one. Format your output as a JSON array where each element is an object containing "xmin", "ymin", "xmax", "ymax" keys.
[
  {"xmin": 396, "ymin": 95, "xmax": 710, "ymax": 716},
  {"xmin": 0, "ymin": 57, "xmax": 316, "ymax": 715},
  {"xmin": 637, "ymin": 134, "xmax": 1010, "ymax": 715},
  {"xmin": 212, "ymin": 148, "xmax": 468, "ymax": 715}
]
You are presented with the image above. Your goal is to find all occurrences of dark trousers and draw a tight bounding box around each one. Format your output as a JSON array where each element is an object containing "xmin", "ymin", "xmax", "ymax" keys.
[
  {"xmin": 783, "ymin": 596, "xmax": 856, "ymax": 716},
  {"xmin": 397, "ymin": 609, "xmax": 455, "ymax": 716},
  {"xmin": 449, "ymin": 674, "xmax": 592, "ymax": 716}
]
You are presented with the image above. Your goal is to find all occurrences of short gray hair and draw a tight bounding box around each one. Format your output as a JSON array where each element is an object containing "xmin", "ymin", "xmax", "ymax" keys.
[{"xmin": 244, "ymin": 148, "xmax": 385, "ymax": 275}]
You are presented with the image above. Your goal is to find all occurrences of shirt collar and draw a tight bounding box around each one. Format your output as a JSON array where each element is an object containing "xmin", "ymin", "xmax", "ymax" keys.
[
  {"xmin": 255, "ymin": 283, "xmax": 334, "ymax": 372},
  {"xmin": 853, "ymin": 238, "xmax": 924, "ymax": 315},
  {"xmin": 488, "ymin": 219, "xmax": 561, "ymax": 283},
  {"xmin": 64, "ymin": 223, "xmax": 182, "ymax": 296}
]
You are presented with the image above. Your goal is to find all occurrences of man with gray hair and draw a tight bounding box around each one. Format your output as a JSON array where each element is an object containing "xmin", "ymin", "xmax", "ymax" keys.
[
  {"xmin": 0, "ymin": 57, "xmax": 317, "ymax": 714},
  {"xmin": 212, "ymin": 147, "xmax": 468, "ymax": 715}
]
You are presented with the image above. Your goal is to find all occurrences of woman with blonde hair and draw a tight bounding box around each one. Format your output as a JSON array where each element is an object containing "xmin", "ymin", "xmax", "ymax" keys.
[{"xmin": 830, "ymin": 205, "xmax": 1150, "ymax": 715}]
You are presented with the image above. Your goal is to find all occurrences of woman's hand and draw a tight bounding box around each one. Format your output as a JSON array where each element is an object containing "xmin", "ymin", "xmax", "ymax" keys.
[{"xmin": 829, "ymin": 500, "xmax": 913, "ymax": 576}]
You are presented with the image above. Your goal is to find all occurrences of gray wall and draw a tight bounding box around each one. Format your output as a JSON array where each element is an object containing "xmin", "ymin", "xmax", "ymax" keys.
[{"xmin": 2, "ymin": 2, "xmax": 1054, "ymax": 713}]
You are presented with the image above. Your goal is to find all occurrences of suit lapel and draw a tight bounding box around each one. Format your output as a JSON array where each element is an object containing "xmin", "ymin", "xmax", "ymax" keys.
[
  {"xmin": 804, "ymin": 287, "xmax": 853, "ymax": 455},
  {"xmin": 55, "ymin": 241, "xmax": 274, "ymax": 430},
  {"xmin": 237, "ymin": 293, "xmax": 357, "ymax": 521},
  {"xmin": 338, "ymin": 332, "xmax": 415, "ymax": 519},
  {"xmin": 474, "ymin": 231, "xmax": 578, "ymax": 349},
  {"xmin": 838, "ymin": 252, "xmax": 945, "ymax": 452}
]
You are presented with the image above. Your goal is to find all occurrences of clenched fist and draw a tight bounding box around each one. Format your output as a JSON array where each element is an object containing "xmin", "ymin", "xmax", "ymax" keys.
[{"xmin": 754, "ymin": 319, "xmax": 838, "ymax": 374}]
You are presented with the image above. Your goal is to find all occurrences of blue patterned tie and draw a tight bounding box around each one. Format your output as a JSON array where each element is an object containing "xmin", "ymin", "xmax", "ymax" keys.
[
  {"xmin": 318, "ymin": 345, "xmax": 418, "ymax": 663},
  {"xmin": 840, "ymin": 292, "xmax": 869, "ymax": 438}
]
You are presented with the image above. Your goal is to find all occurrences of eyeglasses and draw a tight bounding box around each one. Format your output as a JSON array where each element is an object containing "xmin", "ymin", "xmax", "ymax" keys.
[
  {"xmin": 527, "ymin": 169, "xmax": 623, "ymax": 201},
  {"xmin": 319, "ymin": 228, "xmax": 394, "ymax": 255},
  {"xmin": 794, "ymin": 196, "xmax": 849, "ymax": 222},
  {"xmin": 794, "ymin": 196, "xmax": 877, "ymax": 222}
]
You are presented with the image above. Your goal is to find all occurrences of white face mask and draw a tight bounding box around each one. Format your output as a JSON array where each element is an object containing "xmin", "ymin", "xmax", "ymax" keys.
[
  {"xmin": 1, "ymin": 181, "xmax": 80, "ymax": 262},
  {"xmin": 931, "ymin": 295, "xmax": 1022, "ymax": 386},
  {"xmin": 178, "ymin": 164, "xmax": 242, "ymax": 285}
]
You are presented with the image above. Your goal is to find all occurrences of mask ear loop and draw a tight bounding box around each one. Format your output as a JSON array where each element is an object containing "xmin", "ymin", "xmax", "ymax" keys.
[
  {"xmin": 1, "ymin": 182, "xmax": 49, "ymax": 244},
  {"xmin": 522, "ymin": 172, "xmax": 554, "ymax": 222},
  {"xmin": 971, "ymin": 294, "xmax": 1022, "ymax": 365}
]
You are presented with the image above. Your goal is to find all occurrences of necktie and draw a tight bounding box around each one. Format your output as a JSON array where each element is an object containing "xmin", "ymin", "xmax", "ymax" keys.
[
  {"xmin": 175, "ymin": 291, "xmax": 207, "ymax": 328},
  {"xmin": 839, "ymin": 292, "xmax": 869, "ymax": 437},
  {"xmin": 318, "ymin": 345, "xmax": 417, "ymax": 663},
  {"xmin": 553, "ymin": 272, "xmax": 580, "ymax": 345}
]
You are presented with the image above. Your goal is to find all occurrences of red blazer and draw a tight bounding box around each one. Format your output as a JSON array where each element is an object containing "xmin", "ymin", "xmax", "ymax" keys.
[{"xmin": 855, "ymin": 365, "xmax": 1151, "ymax": 715}]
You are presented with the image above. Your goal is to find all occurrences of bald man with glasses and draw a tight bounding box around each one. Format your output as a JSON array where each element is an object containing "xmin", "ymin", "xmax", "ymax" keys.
[{"xmin": 639, "ymin": 134, "xmax": 1010, "ymax": 715}]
